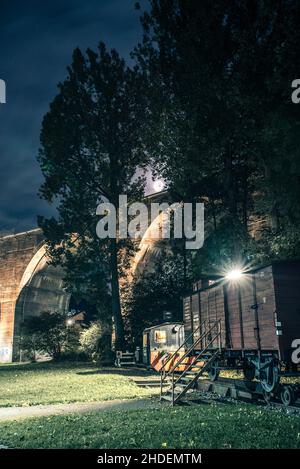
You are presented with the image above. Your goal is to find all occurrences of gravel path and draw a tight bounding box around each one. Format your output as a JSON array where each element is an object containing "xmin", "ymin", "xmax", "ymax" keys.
[{"xmin": 0, "ymin": 397, "xmax": 164, "ymax": 422}]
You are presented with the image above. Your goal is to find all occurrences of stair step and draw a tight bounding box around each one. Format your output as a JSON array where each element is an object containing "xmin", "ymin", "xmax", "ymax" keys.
[
  {"xmin": 182, "ymin": 372, "xmax": 198, "ymax": 376},
  {"xmin": 176, "ymin": 376, "xmax": 195, "ymax": 384},
  {"xmin": 180, "ymin": 374, "xmax": 198, "ymax": 380}
]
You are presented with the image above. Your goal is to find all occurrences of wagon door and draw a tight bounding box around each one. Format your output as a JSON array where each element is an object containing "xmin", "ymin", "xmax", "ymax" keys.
[
  {"xmin": 239, "ymin": 280, "xmax": 257, "ymax": 350},
  {"xmin": 253, "ymin": 266, "xmax": 278, "ymax": 352},
  {"xmin": 225, "ymin": 283, "xmax": 244, "ymax": 350}
]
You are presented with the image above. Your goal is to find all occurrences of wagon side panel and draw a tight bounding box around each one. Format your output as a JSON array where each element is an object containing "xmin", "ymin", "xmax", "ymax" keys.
[
  {"xmin": 191, "ymin": 293, "xmax": 200, "ymax": 343},
  {"xmin": 215, "ymin": 285, "xmax": 227, "ymax": 348},
  {"xmin": 198, "ymin": 285, "xmax": 226, "ymax": 349},
  {"xmin": 183, "ymin": 296, "xmax": 193, "ymax": 346},
  {"xmin": 273, "ymin": 261, "xmax": 300, "ymax": 362},
  {"xmin": 197, "ymin": 290, "xmax": 209, "ymax": 350}
]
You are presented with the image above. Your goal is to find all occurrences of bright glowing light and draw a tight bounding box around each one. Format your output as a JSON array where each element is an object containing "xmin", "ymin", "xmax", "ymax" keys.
[
  {"xmin": 153, "ymin": 180, "xmax": 164, "ymax": 192},
  {"xmin": 66, "ymin": 319, "xmax": 74, "ymax": 326},
  {"xmin": 225, "ymin": 269, "xmax": 243, "ymax": 280}
]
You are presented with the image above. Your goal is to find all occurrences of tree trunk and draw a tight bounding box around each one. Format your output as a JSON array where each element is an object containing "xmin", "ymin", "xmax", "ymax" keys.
[
  {"xmin": 96, "ymin": 317, "xmax": 113, "ymax": 364},
  {"xmin": 109, "ymin": 147, "xmax": 125, "ymax": 351},
  {"xmin": 110, "ymin": 236, "xmax": 125, "ymax": 351}
]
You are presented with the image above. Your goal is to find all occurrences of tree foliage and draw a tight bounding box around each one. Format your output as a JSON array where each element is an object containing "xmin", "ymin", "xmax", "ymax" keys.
[
  {"xmin": 20, "ymin": 312, "xmax": 79, "ymax": 360},
  {"xmin": 134, "ymin": 0, "xmax": 300, "ymax": 274},
  {"xmin": 38, "ymin": 43, "xmax": 148, "ymax": 349},
  {"xmin": 123, "ymin": 248, "xmax": 193, "ymax": 346}
]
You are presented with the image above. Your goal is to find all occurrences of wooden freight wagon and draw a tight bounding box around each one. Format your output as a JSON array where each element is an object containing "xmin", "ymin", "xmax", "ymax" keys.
[{"xmin": 183, "ymin": 260, "xmax": 300, "ymax": 393}]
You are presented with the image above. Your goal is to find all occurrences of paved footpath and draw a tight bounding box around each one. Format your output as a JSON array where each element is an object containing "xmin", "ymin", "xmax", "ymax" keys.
[{"xmin": 0, "ymin": 398, "xmax": 164, "ymax": 422}]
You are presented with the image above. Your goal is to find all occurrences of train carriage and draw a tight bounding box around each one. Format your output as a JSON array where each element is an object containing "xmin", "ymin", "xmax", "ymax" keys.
[{"xmin": 183, "ymin": 260, "xmax": 300, "ymax": 394}]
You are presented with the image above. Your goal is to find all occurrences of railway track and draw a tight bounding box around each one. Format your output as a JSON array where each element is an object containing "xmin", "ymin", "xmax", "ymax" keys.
[{"xmin": 179, "ymin": 377, "xmax": 300, "ymax": 413}]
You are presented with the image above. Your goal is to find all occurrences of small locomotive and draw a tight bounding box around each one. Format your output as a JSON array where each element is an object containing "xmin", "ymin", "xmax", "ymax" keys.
[{"xmin": 142, "ymin": 322, "xmax": 185, "ymax": 372}]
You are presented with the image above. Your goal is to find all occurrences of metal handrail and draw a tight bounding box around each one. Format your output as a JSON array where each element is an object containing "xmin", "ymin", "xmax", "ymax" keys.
[
  {"xmin": 160, "ymin": 321, "xmax": 205, "ymax": 375},
  {"xmin": 172, "ymin": 327, "xmax": 221, "ymax": 387},
  {"xmin": 160, "ymin": 319, "xmax": 221, "ymax": 400},
  {"xmin": 160, "ymin": 322, "xmax": 206, "ymax": 399},
  {"xmin": 171, "ymin": 348, "xmax": 220, "ymax": 404},
  {"xmin": 169, "ymin": 320, "xmax": 220, "ymax": 377},
  {"xmin": 164, "ymin": 323, "xmax": 210, "ymax": 378},
  {"xmin": 170, "ymin": 321, "xmax": 221, "ymax": 403}
]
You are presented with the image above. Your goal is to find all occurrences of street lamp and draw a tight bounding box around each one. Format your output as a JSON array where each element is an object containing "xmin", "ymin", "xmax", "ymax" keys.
[{"xmin": 225, "ymin": 269, "xmax": 243, "ymax": 281}]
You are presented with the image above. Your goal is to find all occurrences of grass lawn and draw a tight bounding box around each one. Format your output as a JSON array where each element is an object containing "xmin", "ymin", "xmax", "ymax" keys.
[
  {"xmin": 0, "ymin": 402, "xmax": 300, "ymax": 449},
  {"xmin": 0, "ymin": 361, "xmax": 157, "ymax": 407}
]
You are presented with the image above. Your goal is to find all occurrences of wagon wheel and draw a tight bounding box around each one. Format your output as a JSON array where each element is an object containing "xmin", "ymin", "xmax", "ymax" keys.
[
  {"xmin": 260, "ymin": 362, "xmax": 280, "ymax": 393},
  {"xmin": 262, "ymin": 389, "xmax": 272, "ymax": 405},
  {"xmin": 208, "ymin": 363, "xmax": 220, "ymax": 381},
  {"xmin": 243, "ymin": 363, "xmax": 256, "ymax": 381},
  {"xmin": 280, "ymin": 386, "xmax": 295, "ymax": 407}
]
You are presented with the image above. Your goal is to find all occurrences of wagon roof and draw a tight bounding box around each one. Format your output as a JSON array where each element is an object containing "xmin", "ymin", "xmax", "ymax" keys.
[
  {"xmin": 188, "ymin": 259, "xmax": 300, "ymax": 295},
  {"xmin": 143, "ymin": 322, "xmax": 183, "ymax": 332}
]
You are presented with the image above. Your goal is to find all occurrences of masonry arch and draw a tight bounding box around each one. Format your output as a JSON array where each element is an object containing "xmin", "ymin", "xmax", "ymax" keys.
[
  {"xmin": 13, "ymin": 243, "xmax": 71, "ymax": 360},
  {"xmin": 0, "ymin": 196, "xmax": 170, "ymax": 362}
]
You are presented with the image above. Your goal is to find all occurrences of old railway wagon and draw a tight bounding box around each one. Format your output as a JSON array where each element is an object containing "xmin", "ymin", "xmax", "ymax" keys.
[{"xmin": 183, "ymin": 260, "xmax": 300, "ymax": 394}]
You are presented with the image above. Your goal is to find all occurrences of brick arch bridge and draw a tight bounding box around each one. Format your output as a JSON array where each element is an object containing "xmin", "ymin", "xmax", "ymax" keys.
[
  {"xmin": 0, "ymin": 202, "xmax": 170, "ymax": 362},
  {"xmin": 0, "ymin": 229, "xmax": 70, "ymax": 362}
]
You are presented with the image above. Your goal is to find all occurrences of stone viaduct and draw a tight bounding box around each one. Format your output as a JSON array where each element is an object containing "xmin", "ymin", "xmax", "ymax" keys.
[
  {"xmin": 0, "ymin": 229, "xmax": 70, "ymax": 362},
  {"xmin": 0, "ymin": 200, "xmax": 168, "ymax": 362}
]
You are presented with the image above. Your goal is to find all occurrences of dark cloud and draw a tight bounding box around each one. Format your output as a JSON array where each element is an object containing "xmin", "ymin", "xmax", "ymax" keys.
[{"xmin": 0, "ymin": 0, "xmax": 145, "ymax": 234}]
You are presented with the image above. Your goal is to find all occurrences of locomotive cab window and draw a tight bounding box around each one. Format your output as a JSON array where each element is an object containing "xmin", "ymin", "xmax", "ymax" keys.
[{"xmin": 154, "ymin": 330, "xmax": 167, "ymax": 344}]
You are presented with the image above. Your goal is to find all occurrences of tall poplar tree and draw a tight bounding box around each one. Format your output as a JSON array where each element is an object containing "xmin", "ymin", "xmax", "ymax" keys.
[{"xmin": 38, "ymin": 43, "xmax": 147, "ymax": 350}]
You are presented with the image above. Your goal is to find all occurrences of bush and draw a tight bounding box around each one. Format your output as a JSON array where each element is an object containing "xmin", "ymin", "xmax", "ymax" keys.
[
  {"xmin": 79, "ymin": 322, "xmax": 114, "ymax": 365},
  {"xmin": 79, "ymin": 322, "xmax": 102, "ymax": 356},
  {"xmin": 20, "ymin": 311, "xmax": 80, "ymax": 360}
]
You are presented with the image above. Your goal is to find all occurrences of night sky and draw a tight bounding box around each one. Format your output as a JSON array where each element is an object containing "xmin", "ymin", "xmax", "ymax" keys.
[{"xmin": 0, "ymin": 0, "xmax": 149, "ymax": 234}]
